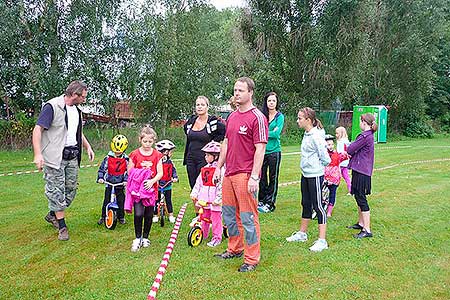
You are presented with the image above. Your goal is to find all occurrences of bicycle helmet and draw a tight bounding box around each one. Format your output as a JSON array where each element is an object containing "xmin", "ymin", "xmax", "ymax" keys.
[
  {"xmin": 325, "ymin": 134, "xmax": 335, "ymax": 141},
  {"xmin": 201, "ymin": 141, "xmax": 221, "ymax": 154},
  {"xmin": 156, "ymin": 139, "xmax": 176, "ymax": 152},
  {"xmin": 110, "ymin": 134, "xmax": 128, "ymax": 153}
]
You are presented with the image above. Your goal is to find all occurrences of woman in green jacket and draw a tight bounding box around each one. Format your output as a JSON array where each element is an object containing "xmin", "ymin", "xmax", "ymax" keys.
[{"xmin": 258, "ymin": 92, "xmax": 285, "ymax": 213}]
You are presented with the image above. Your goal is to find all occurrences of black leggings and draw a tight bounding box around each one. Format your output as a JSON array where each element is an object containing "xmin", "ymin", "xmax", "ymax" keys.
[
  {"xmin": 301, "ymin": 175, "xmax": 327, "ymax": 224},
  {"xmin": 351, "ymin": 171, "xmax": 371, "ymax": 212},
  {"xmin": 186, "ymin": 155, "xmax": 206, "ymax": 189},
  {"xmin": 154, "ymin": 189, "xmax": 173, "ymax": 214},
  {"xmin": 134, "ymin": 202, "xmax": 154, "ymax": 239},
  {"xmin": 258, "ymin": 151, "xmax": 282, "ymax": 209}
]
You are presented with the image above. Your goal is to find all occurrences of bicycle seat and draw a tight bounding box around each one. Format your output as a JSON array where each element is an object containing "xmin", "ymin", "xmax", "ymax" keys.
[{"xmin": 197, "ymin": 200, "xmax": 208, "ymax": 207}]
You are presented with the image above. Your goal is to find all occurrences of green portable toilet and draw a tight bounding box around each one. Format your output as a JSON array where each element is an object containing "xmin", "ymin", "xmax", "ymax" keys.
[{"xmin": 351, "ymin": 105, "xmax": 388, "ymax": 143}]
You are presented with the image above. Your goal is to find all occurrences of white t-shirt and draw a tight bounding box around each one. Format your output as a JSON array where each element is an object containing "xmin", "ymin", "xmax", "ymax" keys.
[
  {"xmin": 65, "ymin": 105, "xmax": 79, "ymax": 147},
  {"xmin": 337, "ymin": 138, "xmax": 350, "ymax": 167}
]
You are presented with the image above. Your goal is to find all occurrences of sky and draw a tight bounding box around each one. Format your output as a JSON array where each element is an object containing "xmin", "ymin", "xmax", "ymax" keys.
[{"xmin": 210, "ymin": 0, "xmax": 247, "ymax": 10}]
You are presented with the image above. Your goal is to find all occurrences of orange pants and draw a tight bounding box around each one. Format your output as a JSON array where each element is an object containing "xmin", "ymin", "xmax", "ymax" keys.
[{"xmin": 222, "ymin": 173, "xmax": 260, "ymax": 265}]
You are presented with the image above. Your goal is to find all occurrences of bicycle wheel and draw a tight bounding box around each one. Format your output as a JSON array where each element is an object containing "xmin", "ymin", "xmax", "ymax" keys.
[
  {"xmin": 223, "ymin": 225, "xmax": 229, "ymax": 239},
  {"xmin": 160, "ymin": 205, "xmax": 165, "ymax": 227},
  {"xmin": 105, "ymin": 208, "xmax": 117, "ymax": 230},
  {"xmin": 187, "ymin": 226, "xmax": 203, "ymax": 247}
]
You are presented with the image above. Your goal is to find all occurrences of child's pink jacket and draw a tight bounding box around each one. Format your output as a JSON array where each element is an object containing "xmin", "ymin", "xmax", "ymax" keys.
[
  {"xmin": 125, "ymin": 168, "xmax": 157, "ymax": 212},
  {"xmin": 324, "ymin": 150, "xmax": 349, "ymax": 185},
  {"xmin": 190, "ymin": 161, "xmax": 224, "ymax": 212}
]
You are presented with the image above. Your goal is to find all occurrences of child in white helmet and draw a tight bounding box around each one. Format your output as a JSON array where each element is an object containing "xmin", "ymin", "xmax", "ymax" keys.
[
  {"xmin": 190, "ymin": 141, "xmax": 224, "ymax": 247},
  {"xmin": 153, "ymin": 139, "xmax": 178, "ymax": 223}
]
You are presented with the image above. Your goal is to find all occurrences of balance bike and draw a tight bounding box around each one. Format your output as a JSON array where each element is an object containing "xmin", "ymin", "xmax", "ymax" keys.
[
  {"xmin": 104, "ymin": 181, "xmax": 125, "ymax": 230},
  {"xmin": 187, "ymin": 200, "xmax": 229, "ymax": 247},
  {"xmin": 156, "ymin": 181, "xmax": 172, "ymax": 227}
]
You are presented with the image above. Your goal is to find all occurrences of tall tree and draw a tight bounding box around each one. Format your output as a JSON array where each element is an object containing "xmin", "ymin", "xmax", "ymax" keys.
[
  {"xmin": 0, "ymin": 0, "xmax": 122, "ymax": 114},
  {"xmin": 243, "ymin": 0, "xmax": 449, "ymax": 134}
]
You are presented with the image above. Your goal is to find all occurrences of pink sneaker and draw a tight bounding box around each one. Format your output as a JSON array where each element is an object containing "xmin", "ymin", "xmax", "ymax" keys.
[
  {"xmin": 327, "ymin": 205, "xmax": 334, "ymax": 217},
  {"xmin": 207, "ymin": 239, "xmax": 222, "ymax": 247}
]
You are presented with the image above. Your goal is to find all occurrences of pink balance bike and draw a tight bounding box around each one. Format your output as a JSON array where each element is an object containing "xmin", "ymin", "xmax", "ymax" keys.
[{"xmin": 187, "ymin": 199, "xmax": 228, "ymax": 247}]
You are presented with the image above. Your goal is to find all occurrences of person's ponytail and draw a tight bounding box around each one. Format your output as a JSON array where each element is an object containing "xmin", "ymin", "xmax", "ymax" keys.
[
  {"xmin": 315, "ymin": 119, "xmax": 323, "ymax": 129},
  {"xmin": 371, "ymin": 122, "xmax": 378, "ymax": 133}
]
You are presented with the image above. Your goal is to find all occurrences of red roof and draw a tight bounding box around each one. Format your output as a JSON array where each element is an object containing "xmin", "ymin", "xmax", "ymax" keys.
[{"xmin": 115, "ymin": 102, "xmax": 134, "ymax": 120}]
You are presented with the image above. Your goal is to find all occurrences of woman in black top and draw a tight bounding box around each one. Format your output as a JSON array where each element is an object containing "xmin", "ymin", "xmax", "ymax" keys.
[{"xmin": 183, "ymin": 96, "xmax": 225, "ymax": 189}]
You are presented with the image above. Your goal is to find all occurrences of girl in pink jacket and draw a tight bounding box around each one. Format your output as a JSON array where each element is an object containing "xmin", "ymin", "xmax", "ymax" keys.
[{"xmin": 190, "ymin": 141, "xmax": 224, "ymax": 247}]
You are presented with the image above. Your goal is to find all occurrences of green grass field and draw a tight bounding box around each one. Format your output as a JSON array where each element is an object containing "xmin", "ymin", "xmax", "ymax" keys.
[{"xmin": 0, "ymin": 137, "xmax": 449, "ymax": 299}]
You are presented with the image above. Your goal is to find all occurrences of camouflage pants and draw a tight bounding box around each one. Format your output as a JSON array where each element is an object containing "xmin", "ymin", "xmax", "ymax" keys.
[{"xmin": 43, "ymin": 158, "xmax": 79, "ymax": 212}]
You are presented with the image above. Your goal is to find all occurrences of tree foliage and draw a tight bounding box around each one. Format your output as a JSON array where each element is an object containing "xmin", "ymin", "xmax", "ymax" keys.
[
  {"xmin": 0, "ymin": 0, "xmax": 449, "ymax": 138},
  {"xmin": 243, "ymin": 0, "xmax": 450, "ymax": 134}
]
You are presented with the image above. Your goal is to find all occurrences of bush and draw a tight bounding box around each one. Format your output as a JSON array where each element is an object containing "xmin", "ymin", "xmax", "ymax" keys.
[
  {"xmin": 280, "ymin": 114, "xmax": 303, "ymax": 146},
  {"xmin": 0, "ymin": 113, "xmax": 36, "ymax": 150},
  {"xmin": 439, "ymin": 112, "xmax": 450, "ymax": 133},
  {"xmin": 404, "ymin": 118, "xmax": 435, "ymax": 138},
  {"xmin": 83, "ymin": 123, "xmax": 187, "ymax": 153}
]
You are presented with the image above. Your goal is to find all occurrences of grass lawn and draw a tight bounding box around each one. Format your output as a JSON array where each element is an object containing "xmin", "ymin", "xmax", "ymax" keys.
[{"xmin": 0, "ymin": 137, "xmax": 449, "ymax": 299}]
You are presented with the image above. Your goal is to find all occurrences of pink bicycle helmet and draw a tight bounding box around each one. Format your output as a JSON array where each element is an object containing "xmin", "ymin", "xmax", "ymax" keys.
[{"xmin": 201, "ymin": 141, "xmax": 221, "ymax": 154}]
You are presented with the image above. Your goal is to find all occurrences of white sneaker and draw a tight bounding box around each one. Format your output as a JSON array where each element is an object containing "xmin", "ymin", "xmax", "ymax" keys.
[
  {"xmin": 169, "ymin": 216, "xmax": 176, "ymax": 223},
  {"xmin": 286, "ymin": 231, "xmax": 308, "ymax": 242},
  {"xmin": 141, "ymin": 238, "xmax": 151, "ymax": 248},
  {"xmin": 258, "ymin": 204, "xmax": 271, "ymax": 213},
  {"xmin": 309, "ymin": 239, "xmax": 328, "ymax": 252},
  {"xmin": 207, "ymin": 239, "xmax": 222, "ymax": 247},
  {"xmin": 152, "ymin": 216, "xmax": 159, "ymax": 223},
  {"xmin": 131, "ymin": 238, "xmax": 142, "ymax": 252}
]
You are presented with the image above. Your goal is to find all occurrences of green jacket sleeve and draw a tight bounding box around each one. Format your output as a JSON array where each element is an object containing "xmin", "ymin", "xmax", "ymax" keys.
[{"xmin": 268, "ymin": 113, "xmax": 285, "ymax": 139}]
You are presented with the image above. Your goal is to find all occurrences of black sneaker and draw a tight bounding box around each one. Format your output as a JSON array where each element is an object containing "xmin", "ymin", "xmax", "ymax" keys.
[
  {"xmin": 119, "ymin": 218, "xmax": 126, "ymax": 224},
  {"xmin": 214, "ymin": 250, "xmax": 244, "ymax": 259},
  {"xmin": 97, "ymin": 218, "xmax": 104, "ymax": 225},
  {"xmin": 238, "ymin": 263, "xmax": 257, "ymax": 272},
  {"xmin": 347, "ymin": 223, "xmax": 363, "ymax": 230},
  {"xmin": 44, "ymin": 213, "xmax": 59, "ymax": 229},
  {"xmin": 354, "ymin": 229, "xmax": 373, "ymax": 239}
]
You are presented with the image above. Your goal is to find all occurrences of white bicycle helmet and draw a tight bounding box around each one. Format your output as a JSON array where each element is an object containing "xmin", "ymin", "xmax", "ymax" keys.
[
  {"xmin": 156, "ymin": 139, "xmax": 176, "ymax": 152},
  {"xmin": 201, "ymin": 141, "xmax": 221, "ymax": 154}
]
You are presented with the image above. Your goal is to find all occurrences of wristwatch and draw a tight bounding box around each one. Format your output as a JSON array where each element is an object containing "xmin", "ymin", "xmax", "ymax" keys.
[{"xmin": 250, "ymin": 175, "xmax": 260, "ymax": 181}]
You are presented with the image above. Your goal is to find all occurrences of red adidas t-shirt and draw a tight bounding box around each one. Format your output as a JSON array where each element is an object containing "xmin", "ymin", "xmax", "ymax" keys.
[
  {"xmin": 129, "ymin": 148, "xmax": 163, "ymax": 190},
  {"xmin": 225, "ymin": 107, "xmax": 268, "ymax": 177}
]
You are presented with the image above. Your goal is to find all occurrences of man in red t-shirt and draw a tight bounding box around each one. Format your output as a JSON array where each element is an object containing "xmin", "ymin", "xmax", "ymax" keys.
[{"xmin": 213, "ymin": 77, "xmax": 268, "ymax": 272}]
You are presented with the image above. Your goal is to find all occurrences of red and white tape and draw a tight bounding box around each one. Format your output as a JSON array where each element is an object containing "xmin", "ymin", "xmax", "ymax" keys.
[
  {"xmin": 0, "ymin": 169, "xmax": 40, "ymax": 177},
  {"xmin": 147, "ymin": 203, "xmax": 188, "ymax": 300},
  {"xmin": 0, "ymin": 162, "xmax": 101, "ymax": 177}
]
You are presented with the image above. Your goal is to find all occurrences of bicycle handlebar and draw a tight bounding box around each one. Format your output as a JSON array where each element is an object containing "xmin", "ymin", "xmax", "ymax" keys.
[
  {"xmin": 158, "ymin": 180, "xmax": 174, "ymax": 189},
  {"xmin": 103, "ymin": 181, "xmax": 126, "ymax": 187}
]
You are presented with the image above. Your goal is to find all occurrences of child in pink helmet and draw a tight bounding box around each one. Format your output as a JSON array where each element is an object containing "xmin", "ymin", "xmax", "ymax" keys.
[{"xmin": 190, "ymin": 141, "xmax": 224, "ymax": 247}]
